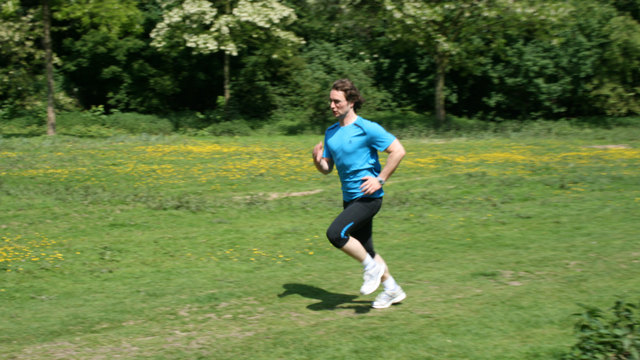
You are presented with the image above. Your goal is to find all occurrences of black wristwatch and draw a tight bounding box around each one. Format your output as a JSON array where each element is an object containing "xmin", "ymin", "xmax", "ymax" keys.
[{"xmin": 377, "ymin": 177, "xmax": 385, "ymax": 185}]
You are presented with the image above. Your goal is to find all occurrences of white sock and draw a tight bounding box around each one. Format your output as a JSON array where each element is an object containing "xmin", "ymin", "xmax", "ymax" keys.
[
  {"xmin": 383, "ymin": 276, "xmax": 400, "ymax": 292},
  {"xmin": 361, "ymin": 254, "xmax": 376, "ymax": 271}
]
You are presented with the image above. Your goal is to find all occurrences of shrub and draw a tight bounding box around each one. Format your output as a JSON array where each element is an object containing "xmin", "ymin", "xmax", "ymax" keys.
[
  {"xmin": 56, "ymin": 106, "xmax": 108, "ymax": 128},
  {"xmin": 58, "ymin": 125, "xmax": 128, "ymax": 138},
  {"xmin": 164, "ymin": 110, "xmax": 211, "ymax": 131},
  {"xmin": 610, "ymin": 117, "xmax": 640, "ymax": 128},
  {"xmin": 105, "ymin": 113, "xmax": 174, "ymax": 135},
  {"xmin": 564, "ymin": 299, "xmax": 640, "ymax": 360},
  {"xmin": 0, "ymin": 103, "xmax": 18, "ymax": 122},
  {"xmin": 0, "ymin": 124, "xmax": 43, "ymax": 136},
  {"xmin": 263, "ymin": 108, "xmax": 321, "ymax": 135},
  {"xmin": 2, "ymin": 115, "xmax": 43, "ymax": 128},
  {"xmin": 356, "ymin": 111, "xmax": 434, "ymax": 138},
  {"xmin": 57, "ymin": 112, "xmax": 96, "ymax": 127},
  {"xmin": 206, "ymin": 120, "xmax": 252, "ymax": 136}
]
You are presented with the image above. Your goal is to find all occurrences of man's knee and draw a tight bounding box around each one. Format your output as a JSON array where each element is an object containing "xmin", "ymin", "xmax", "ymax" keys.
[{"xmin": 326, "ymin": 226, "xmax": 349, "ymax": 249}]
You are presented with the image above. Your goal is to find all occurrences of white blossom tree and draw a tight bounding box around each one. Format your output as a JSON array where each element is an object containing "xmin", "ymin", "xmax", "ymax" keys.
[
  {"xmin": 1, "ymin": 1, "xmax": 45, "ymax": 113},
  {"xmin": 151, "ymin": 0, "xmax": 303, "ymax": 107},
  {"xmin": 383, "ymin": 0, "xmax": 572, "ymax": 123}
]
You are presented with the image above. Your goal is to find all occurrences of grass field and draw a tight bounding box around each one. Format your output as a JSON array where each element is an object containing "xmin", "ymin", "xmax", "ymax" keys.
[{"xmin": 1, "ymin": 132, "xmax": 639, "ymax": 359}]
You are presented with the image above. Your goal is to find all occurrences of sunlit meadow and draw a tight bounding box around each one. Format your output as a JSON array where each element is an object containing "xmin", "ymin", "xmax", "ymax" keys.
[{"xmin": 1, "ymin": 133, "xmax": 639, "ymax": 359}]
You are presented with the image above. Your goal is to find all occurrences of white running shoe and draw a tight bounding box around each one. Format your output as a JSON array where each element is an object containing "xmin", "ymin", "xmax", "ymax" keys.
[
  {"xmin": 360, "ymin": 262, "xmax": 385, "ymax": 295},
  {"xmin": 372, "ymin": 288, "xmax": 406, "ymax": 309}
]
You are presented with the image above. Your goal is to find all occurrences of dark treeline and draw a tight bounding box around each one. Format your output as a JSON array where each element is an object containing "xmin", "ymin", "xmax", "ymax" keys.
[{"xmin": 2, "ymin": 0, "xmax": 640, "ymax": 134}]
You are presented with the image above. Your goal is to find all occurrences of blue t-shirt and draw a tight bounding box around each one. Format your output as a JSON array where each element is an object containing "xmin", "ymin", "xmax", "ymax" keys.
[{"xmin": 323, "ymin": 116, "xmax": 396, "ymax": 201}]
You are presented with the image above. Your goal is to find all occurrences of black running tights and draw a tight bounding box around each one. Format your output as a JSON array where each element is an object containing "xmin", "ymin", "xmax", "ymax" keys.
[{"xmin": 325, "ymin": 197, "xmax": 382, "ymax": 258}]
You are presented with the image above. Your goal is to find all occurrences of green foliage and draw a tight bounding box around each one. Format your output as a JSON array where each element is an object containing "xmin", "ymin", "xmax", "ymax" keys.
[
  {"xmin": 564, "ymin": 299, "xmax": 640, "ymax": 360},
  {"xmin": 590, "ymin": 12, "xmax": 640, "ymax": 116},
  {"xmin": 0, "ymin": 124, "xmax": 43, "ymax": 137},
  {"xmin": 54, "ymin": 106, "xmax": 129, "ymax": 137},
  {"xmin": 56, "ymin": 106, "xmax": 108, "ymax": 127},
  {"xmin": 1, "ymin": 115, "xmax": 43, "ymax": 127},
  {"xmin": 4, "ymin": 0, "xmax": 640, "ymax": 123},
  {"xmin": 466, "ymin": 0, "xmax": 640, "ymax": 119},
  {"xmin": 53, "ymin": 0, "xmax": 143, "ymax": 38},
  {"xmin": 382, "ymin": 0, "xmax": 573, "ymax": 121},
  {"xmin": 265, "ymin": 108, "xmax": 316, "ymax": 135},
  {"xmin": 58, "ymin": 28, "xmax": 152, "ymax": 112},
  {"xmin": 0, "ymin": 103, "xmax": 14, "ymax": 122},
  {"xmin": 104, "ymin": 112, "xmax": 174, "ymax": 134},
  {"xmin": 58, "ymin": 125, "xmax": 128, "ymax": 138},
  {"xmin": 271, "ymin": 41, "xmax": 394, "ymax": 133},
  {"xmin": 0, "ymin": 4, "xmax": 45, "ymax": 109},
  {"xmin": 573, "ymin": 116, "xmax": 640, "ymax": 129},
  {"xmin": 205, "ymin": 119, "xmax": 252, "ymax": 136},
  {"xmin": 164, "ymin": 110, "xmax": 211, "ymax": 130}
]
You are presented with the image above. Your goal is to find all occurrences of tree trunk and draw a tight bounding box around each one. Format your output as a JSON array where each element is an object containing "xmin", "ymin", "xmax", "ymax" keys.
[
  {"xmin": 435, "ymin": 48, "xmax": 447, "ymax": 125},
  {"xmin": 223, "ymin": 1, "xmax": 230, "ymax": 111},
  {"xmin": 224, "ymin": 52, "xmax": 230, "ymax": 108},
  {"xmin": 43, "ymin": 0, "xmax": 56, "ymax": 135}
]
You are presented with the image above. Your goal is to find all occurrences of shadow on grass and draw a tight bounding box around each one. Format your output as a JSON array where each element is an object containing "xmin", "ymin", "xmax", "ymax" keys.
[{"xmin": 278, "ymin": 283, "xmax": 372, "ymax": 314}]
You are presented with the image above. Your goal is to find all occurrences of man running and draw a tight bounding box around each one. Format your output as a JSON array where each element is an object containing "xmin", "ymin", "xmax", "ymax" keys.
[{"xmin": 312, "ymin": 79, "xmax": 406, "ymax": 309}]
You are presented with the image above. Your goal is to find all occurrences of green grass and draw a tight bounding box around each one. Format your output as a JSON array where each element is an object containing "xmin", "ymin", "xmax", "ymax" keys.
[{"xmin": 1, "ymin": 133, "xmax": 639, "ymax": 359}]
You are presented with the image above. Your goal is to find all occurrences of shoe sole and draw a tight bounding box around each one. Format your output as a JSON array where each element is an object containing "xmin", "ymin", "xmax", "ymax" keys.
[
  {"xmin": 360, "ymin": 264, "xmax": 386, "ymax": 295},
  {"xmin": 372, "ymin": 291, "xmax": 407, "ymax": 309}
]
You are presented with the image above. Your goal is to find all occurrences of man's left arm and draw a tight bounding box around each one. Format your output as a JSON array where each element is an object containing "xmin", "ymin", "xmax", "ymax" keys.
[{"xmin": 360, "ymin": 139, "xmax": 406, "ymax": 195}]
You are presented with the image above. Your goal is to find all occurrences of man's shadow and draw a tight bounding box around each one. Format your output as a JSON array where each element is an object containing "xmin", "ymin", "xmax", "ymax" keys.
[{"xmin": 278, "ymin": 283, "xmax": 372, "ymax": 314}]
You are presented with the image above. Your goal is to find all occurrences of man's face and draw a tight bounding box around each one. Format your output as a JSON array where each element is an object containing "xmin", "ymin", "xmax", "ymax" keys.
[{"xmin": 329, "ymin": 89, "xmax": 353, "ymax": 119}]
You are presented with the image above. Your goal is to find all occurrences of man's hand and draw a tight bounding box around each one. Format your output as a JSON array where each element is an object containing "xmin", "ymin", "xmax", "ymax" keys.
[
  {"xmin": 313, "ymin": 141, "xmax": 324, "ymax": 164},
  {"xmin": 360, "ymin": 176, "xmax": 382, "ymax": 195},
  {"xmin": 313, "ymin": 141, "xmax": 333, "ymax": 175}
]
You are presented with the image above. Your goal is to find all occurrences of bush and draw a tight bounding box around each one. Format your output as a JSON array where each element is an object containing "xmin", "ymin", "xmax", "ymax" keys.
[
  {"xmin": 205, "ymin": 120, "xmax": 252, "ymax": 136},
  {"xmin": 564, "ymin": 299, "xmax": 640, "ymax": 360},
  {"xmin": 58, "ymin": 125, "xmax": 128, "ymax": 138},
  {"xmin": 264, "ymin": 108, "xmax": 320, "ymax": 135},
  {"xmin": 2, "ymin": 115, "xmax": 43, "ymax": 128},
  {"xmin": 56, "ymin": 106, "xmax": 107, "ymax": 128},
  {"xmin": 57, "ymin": 112, "xmax": 97, "ymax": 127},
  {"xmin": 105, "ymin": 112, "xmax": 174, "ymax": 135},
  {"xmin": 164, "ymin": 110, "xmax": 211, "ymax": 131},
  {"xmin": 0, "ymin": 124, "xmax": 43, "ymax": 136},
  {"xmin": 0, "ymin": 103, "xmax": 19, "ymax": 122},
  {"xmin": 608, "ymin": 117, "xmax": 640, "ymax": 128}
]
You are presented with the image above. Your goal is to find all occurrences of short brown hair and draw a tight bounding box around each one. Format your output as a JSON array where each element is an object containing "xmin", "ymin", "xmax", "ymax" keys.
[{"xmin": 332, "ymin": 79, "xmax": 365, "ymax": 111}]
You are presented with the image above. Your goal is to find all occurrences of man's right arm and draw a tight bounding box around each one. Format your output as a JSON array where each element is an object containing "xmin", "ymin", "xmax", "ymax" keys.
[{"xmin": 313, "ymin": 141, "xmax": 333, "ymax": 175}]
